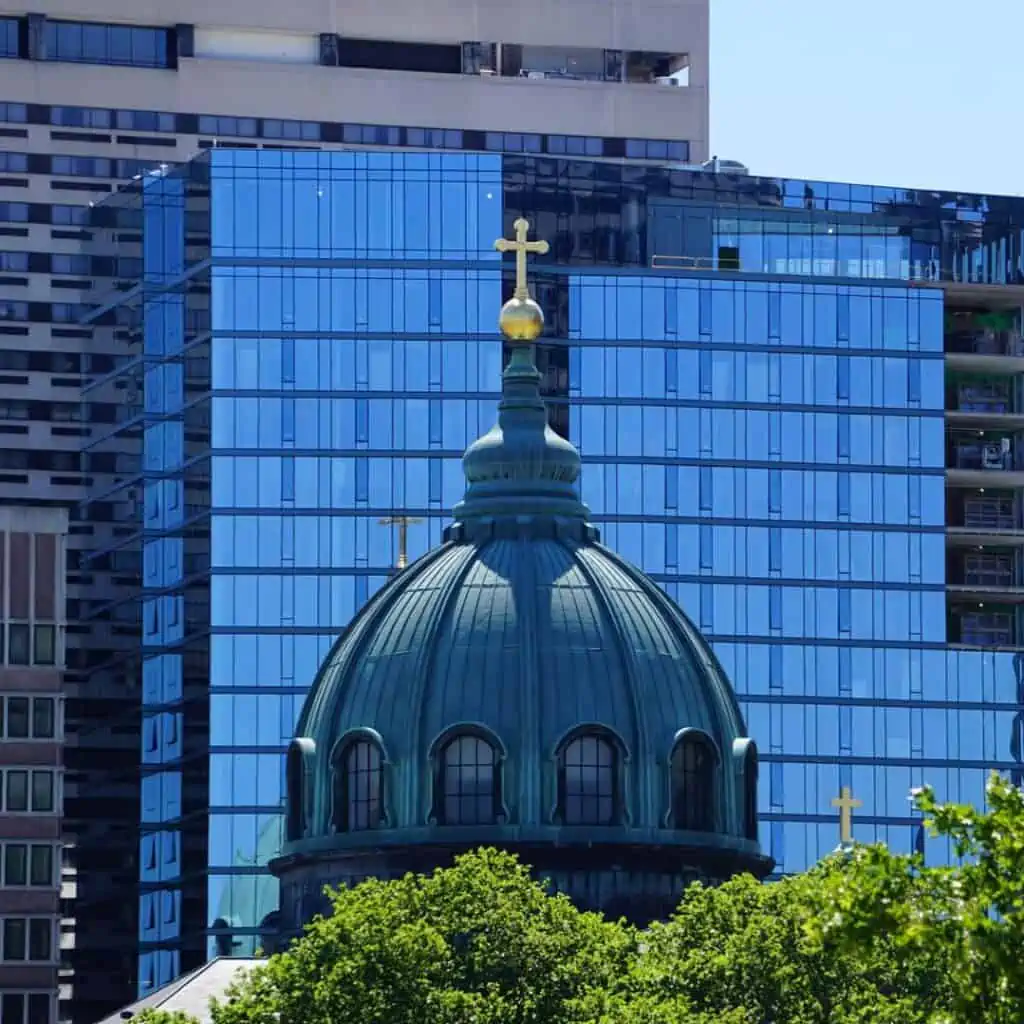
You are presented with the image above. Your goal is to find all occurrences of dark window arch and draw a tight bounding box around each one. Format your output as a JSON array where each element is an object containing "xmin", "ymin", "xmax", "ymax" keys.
[
  {"xmin": 671, "ymin": 732, "xmax": 717, "ymax": 832},
  {"xmin": 437, "ymin": 733, "xmax": 499, "ymax": 825},
  {"xmin": 331, "ymin": 738, "xmax": 383, "ymax": 833},
  {"xmin": 285, "ymin": 742, "xmax": 305, "ymax": 841},
  {"xmin": 743, "ymin": 742, "xmax": 759, "ymax": 840},
  {"xmin": 559, "ymin": 732, "xmax": 618, "ymax": 825}
]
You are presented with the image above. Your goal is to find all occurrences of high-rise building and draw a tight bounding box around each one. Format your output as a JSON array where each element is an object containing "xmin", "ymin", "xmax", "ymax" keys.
[
  {"xmin": 82, "ymin": 148, "xmax": 1024, "ymax": 1006},
  {"xmin": 0, "ymin": 3, "xmax": 709, "ymax": 1019}
]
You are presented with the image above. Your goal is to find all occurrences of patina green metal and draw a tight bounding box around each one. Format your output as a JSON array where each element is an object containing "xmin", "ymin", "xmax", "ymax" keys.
[{"xmin": 279, "ymin": 219, "xmax": 769, "ymax": 908}]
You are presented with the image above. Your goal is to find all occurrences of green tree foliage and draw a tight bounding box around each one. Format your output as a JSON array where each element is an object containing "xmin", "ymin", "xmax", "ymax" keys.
[
  {"xmin": 617, "ymin": 866, "xmax": 955, "ymax": 1024},
  {"xmin": 191, "ymin": 776, "xmax": 1024, "ymax": 1023},
  {"xmin": 131, "ymin": 1012, "xmax": 203, "ymax": 1024},
  {"xmin": 211, "ymin": 847, "xmax": 635, "ymax": 1024}
]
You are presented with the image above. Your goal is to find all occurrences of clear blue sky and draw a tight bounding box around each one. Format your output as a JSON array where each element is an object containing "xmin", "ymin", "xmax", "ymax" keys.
[{"xmin": 711, "ymin": 0, "xmax": 1020, "ymax": 195}]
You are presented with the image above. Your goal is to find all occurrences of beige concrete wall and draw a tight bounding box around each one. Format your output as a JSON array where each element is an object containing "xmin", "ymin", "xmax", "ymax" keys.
[
  {"xmin": 1, "ymin": 58, "xmax": 705, "ymax": 152},
  {"xmin": 8, "ymin": 0, "xmax": 708, "ymax": 58},
  {"xmin": 0, "ymin": 0, "xmax": 708, "ymax": 152}
]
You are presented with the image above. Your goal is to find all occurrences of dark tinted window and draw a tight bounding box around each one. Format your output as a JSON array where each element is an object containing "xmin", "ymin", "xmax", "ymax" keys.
[
  {"xmin": 116, "ymin": 109, "xmax": 176, "ymax": 132},
  {"xmin": 343, "ymin": 123, "xmax": 401, "ymax": 146},
  {"xmin": 0, "ymin": 203, "xmax": 28, "ymax": 223},
  {"xmin": 0, "ymin": 153, "xmax": 27, "ymax": 173},
  {"xmin": 407, "ymin": 127, "xmax": 463, "ymax": 149},
  {"xmin": 671, "ymin": 734, "xmax": 716, "ymax": 831},
  {"xmin": 0, "ymin": 17, "xmax": 18, "ymax": 59},
  {"xmin": 262, "ymin": 119, "xmax": 320, "ymax": 141},
  {"xmin": 51, "ymin": 106, "xmax": 111, "ymax": 129},
  {"xmin": 51, "ymin": 155, "xmax": 112, "ymax": 178},
  {"xmin": 439, "ymin": 734, "xmax": 497, "ymax": 825},
  {"xmin": 197, "ymin": 115, "xmax": 257, "ymax": 137},
  {"xmin": 0, "ymin": 103, "xmax": 27, "ymax": 123},
  {"xmin": 332, "ymin": 740, "xmax": 383, "ymax": 832},
  {"xmin": 561, "ymin": 734, "xmax": 616, "ymax": 825},
  {"xmin": 43, "ymin": 20, "xmax": 170, "ymax": 69}
]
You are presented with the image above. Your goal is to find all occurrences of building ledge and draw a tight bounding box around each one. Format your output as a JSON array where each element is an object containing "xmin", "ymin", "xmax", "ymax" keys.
[
  {"xmin": 922, "ymin": 280, "xmax": 1024, "ymax": 304},
  {"xmin": 945, "ymin": 352, "xmax": 1024, "ymax": 372},
  {"xmin": 946, "ymin": 468, "xmax": 1024, "ymax": 487},
  {"xmin": 945, "ymin": 527, "xmax": 1024, "ymax": 547},
  {"xmin": 947, "ymin": 583, "xmax": 1024, "ymax": 603},
  {"xmin": 945, "ymin": 410, "xmax": 1024, "ymax": 428}
]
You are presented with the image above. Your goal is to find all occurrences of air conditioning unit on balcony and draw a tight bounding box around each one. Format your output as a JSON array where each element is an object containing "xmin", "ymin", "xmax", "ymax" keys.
[
  {"xmin": 982, "ymin": 443, "xmax": 1008, "ymax": 470},
  {"xmin": 655, "ymin": 75, "xmax": 680, "ymax": 86}
]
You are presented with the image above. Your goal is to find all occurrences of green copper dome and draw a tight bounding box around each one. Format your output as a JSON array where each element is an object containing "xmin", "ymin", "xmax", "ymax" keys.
[{"xmin": 273, "ymin": 221, "xmax": 769, "ymax": 929}]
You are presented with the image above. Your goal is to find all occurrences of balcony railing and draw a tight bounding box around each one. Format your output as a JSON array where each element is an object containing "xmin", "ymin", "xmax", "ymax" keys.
[
  {"xmin": 946, "ymin": 330, "xmax": 1024, "ymax": 358},
  {"xmin": 951, "ymin": 554, "xmax": 1017, "ymax": 588},
  {"xmin": 957, "ymin": 496, "xmax": 1018, "ymax": 531},
  {"xmin": 951, "ymin": 611, "xmax": 1017, "ymax": 647},
  {"xmin": 949, "ymin": 383, "xmax": 1014, "ymax": 414}
]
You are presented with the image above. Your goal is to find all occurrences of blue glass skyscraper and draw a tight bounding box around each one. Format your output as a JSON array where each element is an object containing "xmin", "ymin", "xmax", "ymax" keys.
[{"xmin": 82, "ymin": 148, "xmax": 1024, "ymax": 992}]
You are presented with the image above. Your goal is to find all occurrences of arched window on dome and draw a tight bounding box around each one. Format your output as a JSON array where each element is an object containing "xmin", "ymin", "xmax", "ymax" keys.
[
  {"xmin": 331, "ymin": 737, "xmax": 384, "ymax": 833},
  {"xmin": 558, "ymin": 730, "xmax": 619, "ymax": 826},
  {"xmin": 670, "ymin": 731, "xmax": 718, "ymax": 832},
  {"xmin": 743, "ymin": 741, "xmax": 759, "ymax": 841},
  {"xmin": 436, "ymin": 732, "xmax": 501, "ymax": 825},
  {"xmin": 285, "ymin": 741, "xmax": 305, "ymax": 841}
]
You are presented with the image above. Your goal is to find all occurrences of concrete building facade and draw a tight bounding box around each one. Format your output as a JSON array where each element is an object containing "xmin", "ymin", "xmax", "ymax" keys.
[
  {"xmin": 0, "ymin": 507, "xmax": 65, "ymax": 1024},
  {"xmin": 0, "ymin": 3, "xmax": 709, "ymax": 1021}
]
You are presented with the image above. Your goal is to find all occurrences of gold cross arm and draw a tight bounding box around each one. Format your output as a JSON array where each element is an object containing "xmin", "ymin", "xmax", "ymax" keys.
[
  {"xmin": 378, "ymin": 516, "xmax": 424, "ymax": 570},
  {"xmin": 831, "ymin": 786, "xmax": 863, "ymax": 845},
  {"xmin": 495, "ymin": 217, "xmax": 549, "ymax": 299}
]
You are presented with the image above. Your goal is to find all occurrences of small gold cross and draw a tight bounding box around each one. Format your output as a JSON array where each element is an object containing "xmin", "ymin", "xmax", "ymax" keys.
[
  {"xmin": 494, "ymin": 218, "xmax": 549, "ymax": 299},
  {"xmin": 378, "ymin": 516, "xmax": 424, "ymax": 570},
  {"xmin": 831, "ymin": 785, "xmax": 862, "ymax": 845}
]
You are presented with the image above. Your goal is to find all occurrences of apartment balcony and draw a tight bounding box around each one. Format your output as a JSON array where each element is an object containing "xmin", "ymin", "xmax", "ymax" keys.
[
  {"xmin": 944, "ymin": 308, "xmax": 1024, "ymax": 372},
  {"xmin": 948, "ymin": 603, "xmax": 1020, "ymax": 648},
  {"xmin": 945, "ymin": 378, "xmax": 1024, "ymax": 430},
  {"xmin": 946, "ymin": 433, "xmax": 1024, "ymax": 487},
  {"xmin": 946, "ymin": 328, "xmax": 1024, "ymax": 358},
  {"xmin": 946, "ymin": 548, "xmax": 1024, "ymax": 603},
  {"xmin": 945, "ymin": 488, "xmax": 1024, "ymax": 546}
]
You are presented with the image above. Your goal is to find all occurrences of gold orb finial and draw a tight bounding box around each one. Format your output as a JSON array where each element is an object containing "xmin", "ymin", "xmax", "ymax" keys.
[
  {"xmin": 499, "ymin": 295, "xmax": 544, "ymax": 341},
  {"xmin": 494, "ymin": 218, "xmax": 548, "ymax": 342}
]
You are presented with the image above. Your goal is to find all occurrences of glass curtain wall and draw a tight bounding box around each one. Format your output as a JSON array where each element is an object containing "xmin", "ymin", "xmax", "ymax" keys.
[
  {"xmin": 568, "ymin": 274, "xmax": 1023, "ymax": 871},
  {"xmin": 204, "ymin": 149, "xmax": 503, "ymax": 956}
]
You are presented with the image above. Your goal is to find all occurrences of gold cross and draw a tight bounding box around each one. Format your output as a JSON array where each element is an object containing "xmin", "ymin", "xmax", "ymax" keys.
[
  {"xmin": 831, "ymin": 786, "xmax": 862, "ymax": 845},
  {"xmin": 378, "ymin": 516, "xmax": 424, "ymax": 570},
  {"xmin": 494, "ymin": 218, "xmax": 549, "ymax": 300}
]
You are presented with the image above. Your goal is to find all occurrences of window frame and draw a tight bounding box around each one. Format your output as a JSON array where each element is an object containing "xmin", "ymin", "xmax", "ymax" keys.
[
  {"xmin": 669, "ymin": 729, "xmax": 720, "ymax": 833},
  {"xmin": 0, "ymin": 992, "xmax": 55, "ymax": 1024},
  {"xmin": 330, "ymin": 732, "xmax": 386, "ymax": 834},
  {"xmin": 431, "ymin": 726, "xmax": 505, "ymax": 826},
  {"xmin": 42, "ymin": 19, "xmax": 171, "ymax": 70},
  {"xmin": 555, "ymin": 726, "xmax": 625, "ymax": 827},
  {"xmin": 0, "ymin": 18, "xmax": 19, "ymax": 60},
  {"xmin": 0, "ymin": 843, "xmax": 58, "ymax": 888},
  {"xmin": 0, "ymin": 916, "xmax": 56, "ymax": 963},
  {"xmin": 0, "ymin": 768, "xmax": 59, "ymax": 814},
  {"xmin": 1, "ymin": 530, "xmax": 66, "ymax": 669},
  {"xmin": 740, "ymin": 739, "xmax": 759, "ymax": 841},
  {"xmin": 285, "ymin": 738, "xmax": 311, "ymax": 841},
  {"xmin": 0, "ymin": 696, "xmax": 59, "ymax": 740}
]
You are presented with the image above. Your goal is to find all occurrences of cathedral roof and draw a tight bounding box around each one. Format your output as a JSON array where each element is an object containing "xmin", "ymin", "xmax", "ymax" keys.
[{"xmin": 279, "ymin": 219, "xmax": 767, "ymax": 873}]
